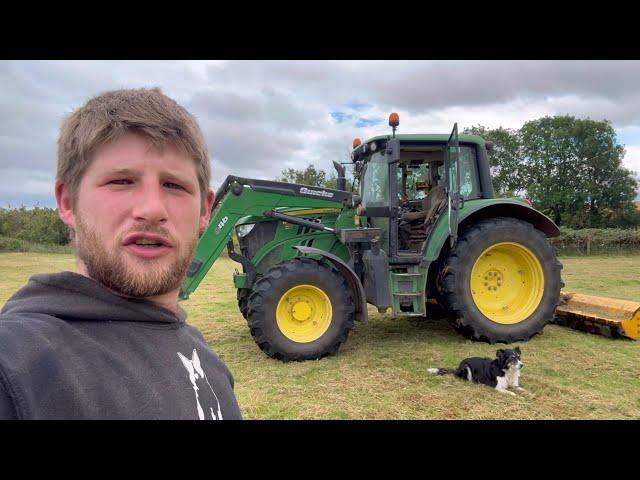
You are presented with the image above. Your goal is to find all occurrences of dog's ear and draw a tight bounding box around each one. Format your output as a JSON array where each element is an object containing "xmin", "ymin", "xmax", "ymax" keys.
[
  {"xmin": 515, "ymin": 346, "xmax": 521, "ymax": 354},
  {"xmin": 496, "ymin": 349, "xmax": 505, "ymax": 358}
]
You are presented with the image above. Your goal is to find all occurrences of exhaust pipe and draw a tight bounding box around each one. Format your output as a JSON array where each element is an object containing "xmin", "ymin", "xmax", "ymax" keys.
[{"xmin": 333, "ymin": 161, "xmax": 346, "ymax": 191}]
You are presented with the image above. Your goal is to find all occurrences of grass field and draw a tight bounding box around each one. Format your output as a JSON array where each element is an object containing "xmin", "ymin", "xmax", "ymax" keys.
[{"xmin": 1, "ymin": 252, "xmax": 639, "ymax": 419}]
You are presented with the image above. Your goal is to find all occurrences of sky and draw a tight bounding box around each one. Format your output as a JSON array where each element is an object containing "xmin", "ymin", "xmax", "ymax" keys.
[{"xmin": 1, "ymin": 60, "xmax": 639, "ymax": 208}]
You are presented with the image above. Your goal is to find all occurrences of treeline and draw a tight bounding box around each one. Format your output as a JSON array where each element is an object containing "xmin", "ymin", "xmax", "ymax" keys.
[
  {"xmin": 550, "ymin": 227, "xmax": 640, "ymax": 255},
  {"xmin": 0, "ymin": 206, "xmax": 69, "ymax": 246}
]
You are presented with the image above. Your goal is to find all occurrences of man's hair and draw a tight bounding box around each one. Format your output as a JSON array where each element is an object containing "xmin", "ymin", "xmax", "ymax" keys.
[{"xmin": 57, "ymin": 87, "xmax": 211, "ymax": 207}]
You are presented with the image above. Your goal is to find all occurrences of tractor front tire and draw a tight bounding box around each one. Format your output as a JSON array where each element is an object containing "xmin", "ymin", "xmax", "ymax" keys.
[
  {"xmin": 440, "ymin": 217, "xmax": 562, "ymax": 343},
  {"xmin": 246, "ymin": 257, "xmax": 355, "ymax": 361},
  {"xmin": 237, "ymin": 288, "xmax": 249, "ymax": 319}
]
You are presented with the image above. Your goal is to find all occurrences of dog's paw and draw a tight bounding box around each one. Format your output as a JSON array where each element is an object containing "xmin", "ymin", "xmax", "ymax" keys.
[
  {"xmin": 497, "ymin": 389, "xmax": 517, "ymax": 396},
  {"xmin": 515, "ymin": 387, "xmax": 525, "ymax": 392}
]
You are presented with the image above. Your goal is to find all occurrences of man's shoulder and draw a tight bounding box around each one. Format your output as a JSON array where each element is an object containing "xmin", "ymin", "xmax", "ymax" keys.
[{"xmin": 0, "ymin": 312, "xmax": 69, "ymax": 353}]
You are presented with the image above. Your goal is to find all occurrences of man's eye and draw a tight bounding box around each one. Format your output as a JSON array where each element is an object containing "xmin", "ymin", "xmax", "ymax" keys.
[
  {"xmin": 164, "ymin": 182, "xmax": 185, "ymax": 190},
  {"xmin": 109, "ymin": 179, "xmax": 131, "ymax": 185}
]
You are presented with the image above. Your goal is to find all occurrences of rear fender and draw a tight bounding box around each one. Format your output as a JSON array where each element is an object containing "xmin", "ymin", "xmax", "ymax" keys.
[{"xmin": 424, "ymin": 200, "xmax": 561, "ymax": 263}]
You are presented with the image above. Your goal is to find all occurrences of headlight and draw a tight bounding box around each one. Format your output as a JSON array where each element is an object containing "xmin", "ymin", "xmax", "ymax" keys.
[{"xmin": 236, "ymin": 223, "xmax": 256, "ymax": 238}]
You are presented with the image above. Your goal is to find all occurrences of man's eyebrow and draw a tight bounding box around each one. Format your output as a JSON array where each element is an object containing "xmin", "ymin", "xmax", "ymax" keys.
[{"xmin": 101, "ymin": 168, "xmax": 139, "ymax": 177}]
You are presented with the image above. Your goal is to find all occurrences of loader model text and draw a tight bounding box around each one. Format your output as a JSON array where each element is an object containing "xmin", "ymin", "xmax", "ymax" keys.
[
  {"xmin": 299, "ymin": 187, "xmax": 334, "ymax": 199},
  {"xmin": 215, "ymin": 216, "xmax": 229, "ymax": 234}
]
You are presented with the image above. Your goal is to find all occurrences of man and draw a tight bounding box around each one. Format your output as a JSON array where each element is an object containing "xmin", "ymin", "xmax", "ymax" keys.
[{"xmin": 0, "ymin": 88, "xmax": 242, "ymax": 419}]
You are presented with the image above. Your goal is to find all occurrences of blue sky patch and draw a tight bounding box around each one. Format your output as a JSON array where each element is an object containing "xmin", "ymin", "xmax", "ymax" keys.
[
  {"xmin": 331, "ymin": 111, "xmax": 353, "ymax": 124},
  {"xmin": 616, "ymin": 127, "xmax": 640, "ymax": 147},
  {"xmin": 355, "ymin": 117, "xmax": 384, "ymax": 128}
]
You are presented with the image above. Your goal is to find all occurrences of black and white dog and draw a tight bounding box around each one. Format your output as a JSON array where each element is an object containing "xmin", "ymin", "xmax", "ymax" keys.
[{"xmin": 428, "ymin": 347, "xmax": 524, "ymax": 396}]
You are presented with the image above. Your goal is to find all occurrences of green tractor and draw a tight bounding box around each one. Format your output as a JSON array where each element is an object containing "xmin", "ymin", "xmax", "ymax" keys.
[{"xmin": 180, "ymin": 114, "xmax": 563, "ymax": 361}]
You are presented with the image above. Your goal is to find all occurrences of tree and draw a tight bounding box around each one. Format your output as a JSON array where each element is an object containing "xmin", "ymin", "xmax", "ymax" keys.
[
  {"xmin": 463, "ymin": 125, "xmax": 524, "ymax": 196},
  {"xmin": 276, "ymin": 164, "xmax": 327, "ymax": 187},
  {"xmin": 277, "ymin": 163, "xmax": 354, "ymax": 191},
  {"xmin": 520, "ymin": 116, "xmax": 638, "ymax": 227}
]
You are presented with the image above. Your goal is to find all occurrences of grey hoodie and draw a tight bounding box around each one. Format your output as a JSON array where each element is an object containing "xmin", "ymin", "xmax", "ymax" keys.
[{"xmin": 0, "ymin": 271, "xmax": 242, "ymax": 420}]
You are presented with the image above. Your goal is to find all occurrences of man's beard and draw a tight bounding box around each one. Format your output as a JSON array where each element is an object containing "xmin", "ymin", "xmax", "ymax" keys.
[{"xmin": 74, "ymin": 215, "xmax": 198, "ymax": 299}]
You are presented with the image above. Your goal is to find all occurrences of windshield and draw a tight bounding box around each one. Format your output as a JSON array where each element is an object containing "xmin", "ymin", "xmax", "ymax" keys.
[
  {"xmin": 403, "ymin": 164, "xmax": 430, "ymax": 200},
  {"xmin": 361, "ymin": 152, "xmax": 389, "ymax": 207}
]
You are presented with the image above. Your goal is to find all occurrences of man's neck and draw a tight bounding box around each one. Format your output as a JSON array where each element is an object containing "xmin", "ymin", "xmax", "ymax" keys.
[{"xmin": 75, "ymin": 261, "xmax": 180, "ymax": 315}]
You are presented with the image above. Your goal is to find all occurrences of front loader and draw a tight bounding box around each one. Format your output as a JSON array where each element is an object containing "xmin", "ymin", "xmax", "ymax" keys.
[{"xmin": 180, "ymin": 113, "xmax": 639, "ymax": 361}]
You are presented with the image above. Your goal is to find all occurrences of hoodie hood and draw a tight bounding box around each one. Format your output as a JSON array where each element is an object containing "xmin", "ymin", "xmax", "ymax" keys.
[{"xmin": 1, "ymin": 271, "xmax": 186, "ymax": 324}]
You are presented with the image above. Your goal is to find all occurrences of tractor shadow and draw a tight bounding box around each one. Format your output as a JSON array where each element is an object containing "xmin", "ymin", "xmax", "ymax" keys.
[{"xmin": 346, "ymin": 311, "xmax": 465, "ymax": 349}]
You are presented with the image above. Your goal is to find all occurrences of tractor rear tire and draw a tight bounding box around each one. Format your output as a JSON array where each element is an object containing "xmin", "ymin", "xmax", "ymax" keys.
[
  {"xmin": 246, "ymin": 257, "xmax": 355, "ymax": 361},
  {"xmin": 440, "ymin": 217, "xmax": 562, "ymax": 343}
]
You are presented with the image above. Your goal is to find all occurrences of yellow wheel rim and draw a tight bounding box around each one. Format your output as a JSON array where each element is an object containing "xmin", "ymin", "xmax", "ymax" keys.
[
  {"xmin": 276, "ymin": 284, "xmax": 332, "ymax": 343},
  {"xmin": 470, "ymin": 242, "xmax": 544, "ymax": 325}
]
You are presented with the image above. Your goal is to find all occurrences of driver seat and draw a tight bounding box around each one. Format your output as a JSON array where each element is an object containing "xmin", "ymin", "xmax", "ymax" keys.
[{"xmin": 400, "ymin": 185, "xmax": 446, "ymax": 224}]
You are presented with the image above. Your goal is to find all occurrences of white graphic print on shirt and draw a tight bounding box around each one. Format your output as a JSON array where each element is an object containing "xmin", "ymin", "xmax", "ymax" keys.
[{"xmin": 177, "ymin": 349, "xmax": 224, "ymax": 420}]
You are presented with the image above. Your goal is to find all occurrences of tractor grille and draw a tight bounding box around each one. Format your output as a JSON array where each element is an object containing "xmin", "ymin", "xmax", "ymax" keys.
[{"xmin": 239, "ymin": 221, "xmax": 278, "ymax": 261}]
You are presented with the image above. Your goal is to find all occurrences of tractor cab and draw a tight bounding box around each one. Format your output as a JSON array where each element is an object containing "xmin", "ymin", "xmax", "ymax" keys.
[{"xmin": 351, "ymin": 114, "xmax": 494, "ymax": 262}]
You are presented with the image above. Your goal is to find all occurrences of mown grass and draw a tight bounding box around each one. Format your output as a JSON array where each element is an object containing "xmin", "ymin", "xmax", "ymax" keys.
[{"xmin": 1, "ymin": 252, "xmax": 639, "ymax": 419}]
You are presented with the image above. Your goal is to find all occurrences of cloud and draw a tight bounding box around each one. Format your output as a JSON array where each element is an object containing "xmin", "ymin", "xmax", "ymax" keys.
[
  {"xmin": 3, "ymin": 60, "xmax": 640, "ymax": 207},
  {"xmin": 344, "ymin": 101, "xmax": 371, "ymax": 111},
  {"xmin": 622, "ymin": 145, "xmax": 640, "ymax": 176}
]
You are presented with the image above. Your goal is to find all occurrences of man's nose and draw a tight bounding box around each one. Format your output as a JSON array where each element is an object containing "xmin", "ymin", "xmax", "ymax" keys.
[{"xmin": 131, "ymin": 182, "xmax": 169, "ymax": 224}]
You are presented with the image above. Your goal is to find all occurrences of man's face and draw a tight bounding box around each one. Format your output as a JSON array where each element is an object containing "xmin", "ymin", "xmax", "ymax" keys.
[{"xmin": 59, "ymin": 133, "xmax": 213, "ymax": 299}]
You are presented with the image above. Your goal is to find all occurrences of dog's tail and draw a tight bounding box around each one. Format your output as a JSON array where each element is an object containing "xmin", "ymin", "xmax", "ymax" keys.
[{"xmin": 427, "ymin": 367, "xmax": 456, "ymax": 375}]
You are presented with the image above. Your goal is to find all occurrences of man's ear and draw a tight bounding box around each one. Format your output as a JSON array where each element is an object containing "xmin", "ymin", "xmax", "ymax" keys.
[
  {"xmin": 199, "ymin": 190, "xmax": 215, "ymax": 232},
  {"xmin": 55, "ymin": 181, "xmax": 76, "ymax": 229}
]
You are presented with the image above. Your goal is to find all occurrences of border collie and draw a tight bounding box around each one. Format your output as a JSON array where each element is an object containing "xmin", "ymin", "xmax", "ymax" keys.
[{"xmin": 428, "ymin": 347, "xmax": 524, "ymax": 396}]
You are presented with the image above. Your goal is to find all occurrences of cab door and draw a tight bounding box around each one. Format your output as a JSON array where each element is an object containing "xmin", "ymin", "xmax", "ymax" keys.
[{"xmin": 445, "ymin": 123, "xmax": 461, "ymax": 248}]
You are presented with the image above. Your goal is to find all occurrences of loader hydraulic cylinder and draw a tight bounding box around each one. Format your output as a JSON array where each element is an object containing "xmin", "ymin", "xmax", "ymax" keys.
[{"xmin": 263, "ymin": 209, "xmax": 335, "ymax": 232}]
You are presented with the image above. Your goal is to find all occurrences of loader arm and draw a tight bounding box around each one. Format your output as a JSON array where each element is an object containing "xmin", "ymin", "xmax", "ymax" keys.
[{"xmin": 179, "ymin": 176, "xmax": 349, "ymax": 300}]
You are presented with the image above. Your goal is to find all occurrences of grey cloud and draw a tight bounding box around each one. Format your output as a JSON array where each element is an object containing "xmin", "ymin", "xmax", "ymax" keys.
[
  {"xmin": 3, "ymin": 60, "xmax": 640, "ymax": 206},
  {"xmin": 206, "ymin": 61, "xmax": 640, "ymax": 127},
  {"xmin": 0, "ymin": 140, "xmax": 54, "ymax": 170},
  {"xmin": 359, "ymin": 61, "xmax": 640, "ymax": 124},
  {"xmin": 199, "ymin": 119, "xmax": 306, "ymax": 178},
  {"xmin": 188, "ymin": 90, "xmax": 261, "ymax": 122},
  {"xmin": 188, "ymin": 84, "xmax": 315, "ymax": 131}
]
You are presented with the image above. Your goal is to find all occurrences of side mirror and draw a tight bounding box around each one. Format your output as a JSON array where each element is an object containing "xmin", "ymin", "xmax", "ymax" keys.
[{"xmin": 485, "ymin": 141, "xmax": 494, "ymax": 152}]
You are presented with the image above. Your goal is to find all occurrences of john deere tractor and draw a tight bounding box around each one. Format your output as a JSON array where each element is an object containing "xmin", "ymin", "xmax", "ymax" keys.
[{"xmin": 180, "ymin": 114, "xmax": 564, "ymax": 361}]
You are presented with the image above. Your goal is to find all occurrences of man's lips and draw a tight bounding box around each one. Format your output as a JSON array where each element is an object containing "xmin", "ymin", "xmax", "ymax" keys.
[
  {"xmin": 122, "ymin": 233, "xmax": 173, "ymax": 259},
  {"xmin": 122, "ymin": 233, "xmax": 172, "ymax": 247},
  {"xmin": 123, "ymin": 243, "xmax": 172, "ymax": 259}
]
